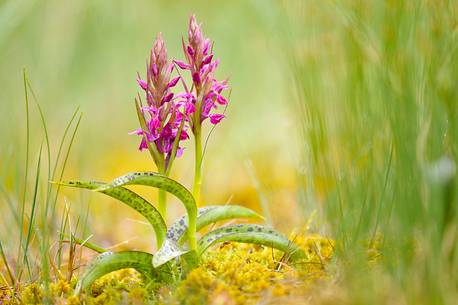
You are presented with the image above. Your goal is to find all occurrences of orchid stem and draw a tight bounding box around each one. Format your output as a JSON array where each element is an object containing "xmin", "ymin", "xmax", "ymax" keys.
[
  {"xmin": 157, "ymin": 159, "xmax": 167, "ymax": 221},
  {"xmin": 158, "ymin": 189, "xmax": 167, "ymax": 221},
  {"xmin": 188, "ymin": 212, "xmax": 197, "ymax": 250},
  {"xmin": 193, "ymin": 128, "xmax": 203, "ymax": 206}
]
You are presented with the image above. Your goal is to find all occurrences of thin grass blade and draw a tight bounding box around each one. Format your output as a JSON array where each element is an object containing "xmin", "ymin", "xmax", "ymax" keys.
[{"xmin": 60, "ymin": 234, "xmax": 107, "ymax": 254}]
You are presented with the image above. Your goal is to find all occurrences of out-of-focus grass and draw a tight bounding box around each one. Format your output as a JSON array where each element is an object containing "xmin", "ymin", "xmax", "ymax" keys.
[{"xmin": 286, "ymin": 1, "xmax": 458, "ymax": 304}]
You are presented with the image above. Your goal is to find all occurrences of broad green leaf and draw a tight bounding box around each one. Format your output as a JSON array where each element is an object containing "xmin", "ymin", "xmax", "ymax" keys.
[
  {"xmin": 179, "ymin": 250, "xmax": 199, "ymax": 275},
  {"xmin": 53, "ymin": 180, "xmax": 166, "ymax": 247},
  {"xmin": 153, "ymin": 205, "xmax": 262, "ymax": 267},
  {"xmin": 152, "ymin": 239, "xmax": 189, "ymax": 268},
  {"xmin": 172, "ymin": 205, "xmax": 263, "ymax": 244},
  {"xmin": 197, "ymin": 224, "xmax": 307, "ymax": 262},
  {"xmin": 75, "ymin": 251, "xmax": 166, "ymax": 294},
  {"xmin": 96, "ymin": 172, "xmax": 198, "ymax": 250}
]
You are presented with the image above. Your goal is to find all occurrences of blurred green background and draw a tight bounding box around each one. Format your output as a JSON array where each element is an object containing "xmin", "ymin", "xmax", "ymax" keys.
[{"xmin": 0, "ymin": 0, "xmax": 294, "ymax": 172}]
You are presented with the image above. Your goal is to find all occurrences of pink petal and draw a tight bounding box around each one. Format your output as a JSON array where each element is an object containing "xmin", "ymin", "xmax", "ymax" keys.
[
  {"xmin": 137, "ymin": 75, "xmax": 148, "ymax": 91},
  {"xmin": 137, "ymin": 79, "xmax": 147, "ymax": 91},
  {"xmin": 192, "ymin": 72, "xmax": 200, "ymax": 84},
  {"xmin": 187, "ymin": 45, "xmax": 195, "ymax": 57},
  {"xmin": 174, "ymin": 60, "xmax": 191, "ymax": 70},
  {"xmin": 186, "ymin": 102, "xmax": 196, "ymax": 114},
  {"xmin": 209, "ymin": 113, "xmax": 225, "ymax": 125},
  {"xmin": 139, "ymin": 138, "xmax": 148, "ymax": 150},
  {"xmin": 152, "ymin": 64, "xmax": 158, "ymax": 77},
  {"xmin": 168, "ymin": 76, "xmax": 181, "ymax": 88},
  {"xmin": 216, "ymin": 95, "xmax": 228, "ymax": 105},
  {"xmin": 176, "ymin": 147, "xmax": 184, "ymax": 158},
  {"xmin": 179, "ymin": 129, "xmax": 189, "ymax": 140},
  {"xmin": 162, "ymin": 92, "xmax": 174, "ymax": 103},
  {"xmin": 202, "ymin": 54, "xmax": 213, "ymax": 65},
  {"xmin": 129, "ymin": 128, "xmax": 143, "ymax": 135},
  {"xmin": 203, "ymin": 39, "xmax": 211, "ymax": 55}
]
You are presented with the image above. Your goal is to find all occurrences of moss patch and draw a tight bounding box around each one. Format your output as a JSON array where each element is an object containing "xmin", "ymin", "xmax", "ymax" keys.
[{"xmin": 11, "ymin": 233, "xmax": 333, "ymax": 305}]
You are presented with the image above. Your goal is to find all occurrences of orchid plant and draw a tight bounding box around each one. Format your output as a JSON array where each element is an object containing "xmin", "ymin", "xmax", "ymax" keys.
[{"xmin": 53, "ymin": 15, "xmax": 306, "ymax": 296}]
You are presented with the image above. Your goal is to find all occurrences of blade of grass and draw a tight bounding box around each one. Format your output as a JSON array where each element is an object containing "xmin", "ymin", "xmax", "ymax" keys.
[
  {"xmin": 51, "ymin": 107, "xmax": 80, "ymax": 182},
  {"xmin": 51, "ymin": 112, "xmax": 83, "ymax": 217},
  {"xmin": 53, "ymin": 110, "xmax": 82, "ymax": 269},
  {"xmin": 60, "ymin": 234, "xmax": 107, "ymax": 254},
  {"xmin": 16, "ymin": 68, "xmax": 30, "ymax": 276},
  {"xmin": 0, "ymin": 239, "xmax": 15, "ymax": 286},
  {"xmin": 370, "ymin": 143, "xmax": 394, "ymax": 247},
  {"xmin": 57, "ymin": 199, "xmax": 71, "ymax": 270},
  {"xmin": 25, "ymin": 76, "xmax": 52, "ymax": 295},
  {"xmin": 18, "ymin": 144, "xmax": 43, "ymax": 282},
  {"xmin": 245, "ymin": 160, "xmax": 272, "ymax": 225}
]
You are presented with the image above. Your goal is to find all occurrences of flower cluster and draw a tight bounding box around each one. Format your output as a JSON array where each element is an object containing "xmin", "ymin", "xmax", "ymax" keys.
[
  {"xmin": 131, "ymin": 33, "xmax": 188, "ymax": 159},
  {"xmin": 175, "ymin": 15, "xmax": 229, "ymax": 127},
  {"xmin": 131, "ymin": 15, "xmax": 229, "ymax": 171}
]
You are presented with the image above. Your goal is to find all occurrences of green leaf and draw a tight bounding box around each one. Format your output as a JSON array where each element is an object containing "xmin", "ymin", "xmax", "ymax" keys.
[
  {"xmin": 152, "ymin": 239, "xmax": 189, "ymax": 268},
  {"xmin": 75, "ymin": 251, "xmax": 165, "ymax": 294},
  {"xmin": 174, "ymin": 205, "xmax": 263, "ymax": 244},
  {"xmin": 197, "ymin": 224, "xmax": 307, "ymax": 262},
  {"xmin": 96, "ymin": 172, "xmax": 198, "ymax": 250},
  {"xmin": 152, "ymin": 205, "xmax": 262, "ymax": 267},
  {"xmin": 179, "ymin": 250, "xmax": 199, "ymax": 275},
  {"xmin": 53, "ymin": 180, "xmax": 166, "ymax": 247}
]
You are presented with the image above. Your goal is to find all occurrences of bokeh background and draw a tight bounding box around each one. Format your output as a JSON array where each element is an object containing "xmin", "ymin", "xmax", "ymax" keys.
[{"xmin": 0, "ymin": 0, "xmax": 302, "ymax": 251}]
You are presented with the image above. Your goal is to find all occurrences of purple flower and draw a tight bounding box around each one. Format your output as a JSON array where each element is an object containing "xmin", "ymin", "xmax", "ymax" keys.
[
  {"xmin": 209, "ymin": 113, "xmax": 225, "ymax": 124},
  {"xmin": 138, "ymin": 32, "xmax": 175, "ymax": 108},
  {"xmin": 131, "ymin": 15, "xmax": 229, "ymax": 165},
  {"xmin": 132, "ymin": 34, "xmax": 189, "ymax": 159},
  {"xmin": 174, "ymin": 60, "xmax": 191, "ymax": 70},
  {"xmin": 137, "ymin": 78, "xmax": 148, "ymax": 91},
  {"xmin": 177, "ymin": 15, "xmax": 229, "ymax": 128},
  {"xmin": 168, "ymin": 76, "xmax": 181, "ymax": 88}
]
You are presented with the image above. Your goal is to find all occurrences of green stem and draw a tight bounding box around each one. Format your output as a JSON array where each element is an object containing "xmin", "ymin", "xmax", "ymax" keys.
[
  {"xmin": 193, "ymin": 128, "xmax": 202, "ymax": 206},
  {"xmin": 158, "ymin": 189, "xmax": 167, "ymax": 220},
  {"xmin": 188, "ymin": 212, "xmax": 197, "ymax": 251},
  {"xmin": 157, "ymin": 159, "xmax": 167, "ymax": 220}
]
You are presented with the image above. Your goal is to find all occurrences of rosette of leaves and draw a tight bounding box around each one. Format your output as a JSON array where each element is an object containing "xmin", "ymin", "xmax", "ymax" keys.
[{"xmin": 53, "ymin": 172, "xmax": 307, "ymax": 294}]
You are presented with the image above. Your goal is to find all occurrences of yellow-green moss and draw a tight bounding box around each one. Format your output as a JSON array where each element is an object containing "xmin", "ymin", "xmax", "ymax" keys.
[
  {"xmin": 21, "ymin": 283, "xmax": 43, "ymax": 305},
  {"xmin": 84, "ymin": 268, "xmax": 151, "ymax": 305},
  {"xmin": 49, "ymin": 280, "xmax": 72, "ymax": 298},
  {"xmin": 292, "ymin": 233, "xmax": 335, "ymax": 280},
  {"xmin": 0, "ymin": 287, "xmax": 18, "ymax": 305},
  {"xmin": 15, "ymin": 233, "xmax": 334, "ymax": 305},
  {"xmin": 170, "ymin": 235, "xmax": 334, "ymax": 305}
]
